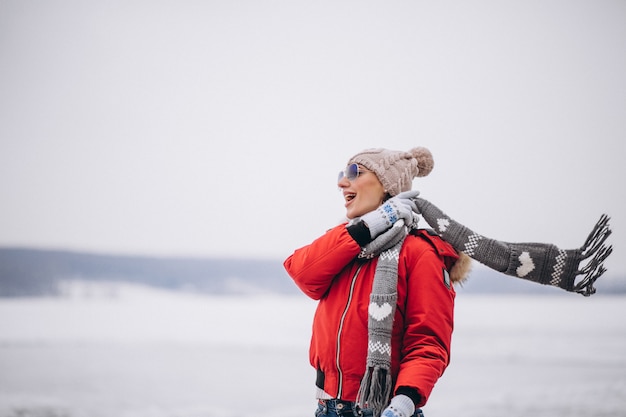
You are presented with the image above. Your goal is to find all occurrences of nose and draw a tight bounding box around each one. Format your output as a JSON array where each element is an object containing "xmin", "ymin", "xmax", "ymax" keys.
[{"xmin": 337, "ymin": 175, "xmax": 350, "ymax": 189}]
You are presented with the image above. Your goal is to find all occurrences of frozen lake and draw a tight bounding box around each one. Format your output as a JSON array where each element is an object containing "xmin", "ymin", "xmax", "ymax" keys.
[{"xmin": 1, "ymin": 282, "xmax": 625, "ymax": 417}]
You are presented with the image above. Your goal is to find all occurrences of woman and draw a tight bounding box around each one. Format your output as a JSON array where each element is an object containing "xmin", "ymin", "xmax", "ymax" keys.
[{"xmin": 284, "ymin": 147, "xmax": 471, "ymax": 417}]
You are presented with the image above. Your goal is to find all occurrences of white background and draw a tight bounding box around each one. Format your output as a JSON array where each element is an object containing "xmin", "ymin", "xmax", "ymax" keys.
[
  {"xmin": 1, "ymin": 1, "xmax": 624, "ymax": 275},
  {"xmin": 1, "ymin": 284, "xmax": 625, "ymax": 417}
]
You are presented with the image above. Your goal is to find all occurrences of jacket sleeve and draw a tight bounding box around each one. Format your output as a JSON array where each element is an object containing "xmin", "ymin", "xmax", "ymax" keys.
[
  {"xmin": 283, "ymin": 224, "xmax": 362, "ymax": 300},
  {"xmin": 395, "ymin": 235, "xmax": 456, "ymax": 407}
]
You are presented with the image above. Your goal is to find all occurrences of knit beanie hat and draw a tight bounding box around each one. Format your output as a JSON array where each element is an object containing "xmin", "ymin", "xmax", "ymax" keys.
[{"xmin": 348, "ymin": 147, "xmax": 434, "ymax": 196}]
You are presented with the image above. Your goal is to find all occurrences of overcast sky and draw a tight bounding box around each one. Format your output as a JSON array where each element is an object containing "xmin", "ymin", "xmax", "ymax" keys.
[{"xmin": 1, "ymin": 1, "xmax": 624, "ymax": 276}]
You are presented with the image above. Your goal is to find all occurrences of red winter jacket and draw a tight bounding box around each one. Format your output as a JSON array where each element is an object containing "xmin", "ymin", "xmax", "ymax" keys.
[{"xmin": 283, "ymin": 224, "xmax": 459, "ymax": 407}]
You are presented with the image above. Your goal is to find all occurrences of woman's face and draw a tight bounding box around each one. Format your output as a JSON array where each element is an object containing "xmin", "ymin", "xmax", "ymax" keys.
[{"xmin": 338, "ymin": 164, "xmax": 386, "ymax": 219}]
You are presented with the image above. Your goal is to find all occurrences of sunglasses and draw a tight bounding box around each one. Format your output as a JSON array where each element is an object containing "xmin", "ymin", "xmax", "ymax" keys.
[{"xmin": 338, "ymin": 163, "xmax": 371, "ymax": 182}]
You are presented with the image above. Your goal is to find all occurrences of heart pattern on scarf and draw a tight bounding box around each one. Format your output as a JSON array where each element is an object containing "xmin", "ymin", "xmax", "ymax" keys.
[
  {"xmin": 516, "ymin": 251, "xmax": 536, "ymax": 277},
  {"xmin": 369, "ymin": 302, "xmax": 393, "ymax": 321}
]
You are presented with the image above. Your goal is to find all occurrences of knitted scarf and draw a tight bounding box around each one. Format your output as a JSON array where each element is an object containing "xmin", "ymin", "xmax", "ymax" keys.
[
  {"xmin": 349, "ymin": 197, "xmax": 611, "ymax": 416},
  {"xmin": 354, "ymin": 219, "xmax": 412, "ymax": 417},
  {"xmin": 414, "ymin": 197, "xmax": 613, "ymax": 296}
]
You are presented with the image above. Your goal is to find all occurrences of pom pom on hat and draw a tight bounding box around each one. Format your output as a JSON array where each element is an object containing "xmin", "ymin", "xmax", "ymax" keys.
[
  {"xmin": 411, "ymin": 147, "xmax": 434, "ymax": 177},
  {"xmin": 347, "ymin": 146, "xmax": 434, "ymax": 196}
]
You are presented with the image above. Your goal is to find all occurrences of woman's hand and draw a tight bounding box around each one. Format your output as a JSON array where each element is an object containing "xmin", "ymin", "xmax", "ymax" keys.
[
  {"xmin": 381, "ymin": 394, "xmax": 415, "ymax": 417},
  {"xmin": 361, "ymin": 190, "xmax": 420, "ymax": 239}
]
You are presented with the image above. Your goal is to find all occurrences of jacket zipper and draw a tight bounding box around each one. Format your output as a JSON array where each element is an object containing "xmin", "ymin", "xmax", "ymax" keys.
[{"xmin": 335, "ymin": 264, "xmax": 362, "ymax": 399}]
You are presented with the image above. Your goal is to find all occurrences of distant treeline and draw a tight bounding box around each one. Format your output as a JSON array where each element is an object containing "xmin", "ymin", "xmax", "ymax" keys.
[
  {"xmin": 0, "ymin": 247, "xmax": 298, "ymax": 297},
  {"xmin": 0, "ymin": 247, "xmax": 624, "ymax": 297}
]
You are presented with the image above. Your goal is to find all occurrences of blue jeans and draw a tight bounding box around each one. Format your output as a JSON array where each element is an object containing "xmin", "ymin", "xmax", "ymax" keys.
[{"xmin": 315, "ymin": 399, "xmax": 424, "ymax": 417}]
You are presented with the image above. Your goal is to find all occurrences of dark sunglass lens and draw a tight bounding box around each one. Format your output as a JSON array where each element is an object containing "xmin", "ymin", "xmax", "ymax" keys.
[{"xmin": 347, "ymin": 164, "xmax": 359, "ymax": 180}]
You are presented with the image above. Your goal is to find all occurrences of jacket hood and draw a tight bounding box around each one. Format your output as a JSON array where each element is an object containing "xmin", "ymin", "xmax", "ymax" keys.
[{"xmin": 450, "ymin": 252, "xmax": 472, "ymax": 284}]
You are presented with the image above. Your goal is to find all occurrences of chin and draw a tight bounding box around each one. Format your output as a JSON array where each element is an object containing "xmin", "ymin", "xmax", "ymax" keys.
[{"xmin": 345, "ymin": 209, "xmax": 363, "ymax": 220}]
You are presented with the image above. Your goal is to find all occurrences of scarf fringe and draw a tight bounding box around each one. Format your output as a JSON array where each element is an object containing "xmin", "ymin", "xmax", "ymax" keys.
[
  {"xmin": 356, "ymin": 366, "xmax": 393, "ymax": 417},
  {"xmin": 573, "ymin": 214, "xmax": 613, "ymax": 296}
]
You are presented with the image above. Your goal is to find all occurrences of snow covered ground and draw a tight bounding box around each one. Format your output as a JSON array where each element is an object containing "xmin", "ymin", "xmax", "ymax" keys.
[{"xmin": 1, "ymin": 282, "xmax": 625, "ymax": 417}]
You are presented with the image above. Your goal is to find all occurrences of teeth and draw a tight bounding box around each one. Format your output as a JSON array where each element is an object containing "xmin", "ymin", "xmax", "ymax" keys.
[{"xmin": 345, "ymin": 193, "xmax": 356, "ymax": 201}]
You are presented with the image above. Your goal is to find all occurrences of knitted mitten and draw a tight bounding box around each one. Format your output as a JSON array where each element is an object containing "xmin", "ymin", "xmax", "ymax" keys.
[
  {"xmin": 381, "ymin": 395, "xmax": 415, "ymax": 417},
  {"xmin": 361, "ymin": 190, "xmax": 419, "ymax": 239}
]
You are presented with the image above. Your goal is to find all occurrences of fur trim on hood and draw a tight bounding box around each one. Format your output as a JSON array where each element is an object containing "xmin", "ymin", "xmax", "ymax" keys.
[{"xmin": 450, "ymin": 252, "xmax": 472, "ymax": 285}]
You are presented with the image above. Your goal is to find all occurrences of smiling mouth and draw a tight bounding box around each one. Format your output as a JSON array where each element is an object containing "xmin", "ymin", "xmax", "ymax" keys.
[{"xmin": 344, "ymin": 193, "xmax": 356, "ymax": 203}]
